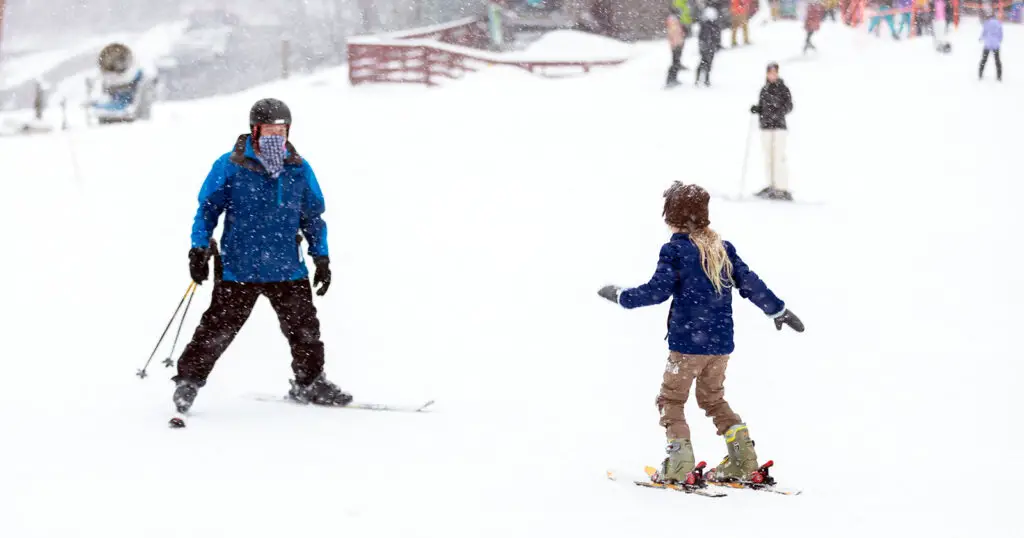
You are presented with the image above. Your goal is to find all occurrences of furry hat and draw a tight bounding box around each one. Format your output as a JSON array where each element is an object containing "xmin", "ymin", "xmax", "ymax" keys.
[{"xmin": 663, "ymin": 182, "xmax": 710, "ymax": 231}]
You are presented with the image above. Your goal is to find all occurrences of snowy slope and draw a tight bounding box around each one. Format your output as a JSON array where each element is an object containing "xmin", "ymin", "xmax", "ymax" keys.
[{"xmin": 0, "ymin": 19, "xmax": 1020, "ymax": 538}]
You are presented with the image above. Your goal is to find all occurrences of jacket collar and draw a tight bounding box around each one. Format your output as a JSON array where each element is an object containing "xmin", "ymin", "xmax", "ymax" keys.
[
  {"xmin": 671, "ymin": 232, "xmax": 690, "ymax": 241},
  {"xmin": 228, "ymin": 134, "xmax": 304, "ymax": 174}
]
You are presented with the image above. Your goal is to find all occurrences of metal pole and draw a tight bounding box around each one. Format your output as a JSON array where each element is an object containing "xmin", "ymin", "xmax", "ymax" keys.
[{"xmin": 282, "ymin": 39, "xmax": 290, "ymax": 79}]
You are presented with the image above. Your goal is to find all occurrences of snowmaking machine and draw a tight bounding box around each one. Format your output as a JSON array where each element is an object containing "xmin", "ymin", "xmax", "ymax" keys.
[{"xmin": 87, "ymin": 43, "xmax": 158, "ymax": 124}]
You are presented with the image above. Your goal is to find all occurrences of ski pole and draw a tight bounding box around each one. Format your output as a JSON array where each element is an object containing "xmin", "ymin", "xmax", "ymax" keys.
[
  {"xmin": 737, "ymin": 114, "xmax": 757, "ymax": 198},
  {"xmin": 137, "ymin": 281, "xmax": 197, "ymax": 379},
  {"xmin": 155, "ymin": 238, "xmax": 217, "ymax": 371},
  {"xmin": 161, "ymin": 282, "xmax": 198, "ymax": 369}
]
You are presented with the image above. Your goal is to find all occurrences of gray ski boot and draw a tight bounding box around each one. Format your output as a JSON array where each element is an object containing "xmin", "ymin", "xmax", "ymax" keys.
[
  {"xmin": 707, "ymin": 424, "xmax": 759, "ymax": 481},
  {"xmin": 652, "ymin": 438, "xmax": 696, "ymax": 484},
  {"xmin": 287, "ymin": 373, "xmax": 353, "ymax": 406},
  {"xmin": 172, "ymin": 379, "xmax": 200, "ymax": 414}
]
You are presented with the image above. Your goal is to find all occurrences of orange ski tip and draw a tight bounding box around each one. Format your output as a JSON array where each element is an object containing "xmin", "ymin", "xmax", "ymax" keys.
[{"xmin": 644, "ymin": 466, "xmax": 658, "ymax": 477}]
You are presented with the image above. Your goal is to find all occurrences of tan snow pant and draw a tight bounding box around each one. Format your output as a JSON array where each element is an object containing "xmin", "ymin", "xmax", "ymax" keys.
[
  {"xmin": 761, "ymin": 129, "xmax": 790, "ymax": 191},
  {"xmin": 731, "ymin": 15, "xmax": 750, "ymax": 46},
  {"xmin": 657, "ymin": 352, "xmax": 742, "ymax": 440}
]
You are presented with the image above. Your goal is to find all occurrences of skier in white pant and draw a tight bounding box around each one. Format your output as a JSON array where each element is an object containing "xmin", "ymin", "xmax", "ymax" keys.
[{"xmin": 749, "ymin": 62, "xmax": 794, "ymax": 201}]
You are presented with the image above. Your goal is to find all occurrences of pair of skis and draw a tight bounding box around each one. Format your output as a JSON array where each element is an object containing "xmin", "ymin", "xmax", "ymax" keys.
[{"xmin": 607, "ymin": 460, "xmax": 801, "ymax": 497}]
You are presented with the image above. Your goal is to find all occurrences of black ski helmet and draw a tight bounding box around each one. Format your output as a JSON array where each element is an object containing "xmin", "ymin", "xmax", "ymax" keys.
[
  {"xmin": 250, "ymin": 98, "xmax": 291, "ymax": 127},
  {"xmin": 249, "ymin": 98, "xmax": 292, "ymax": 149}
]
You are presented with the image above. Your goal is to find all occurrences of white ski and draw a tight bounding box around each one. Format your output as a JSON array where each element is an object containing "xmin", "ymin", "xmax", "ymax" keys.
[{"xmin": 249, "ymin": 394, "xmax": 435, "ymax": 413}]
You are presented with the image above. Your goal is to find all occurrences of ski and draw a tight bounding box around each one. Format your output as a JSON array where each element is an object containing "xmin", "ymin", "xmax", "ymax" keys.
[
  {"xmin": 606, "ymin": 464, "xmax": 727, "ymax": 498},
  {"xmin": 706, "ymin": 460, "xmax": 802, "ymax": 495},
  {"xmin": 713, "ymin": 193, "xmax": 824, "ymax": 206},
  {"xmin": 249, "ymin": 393, "xmax": 435, "ymax": 413},
  {"xmin": 706, "ymin": 479, "xmax": 801, "ymax": 495}
]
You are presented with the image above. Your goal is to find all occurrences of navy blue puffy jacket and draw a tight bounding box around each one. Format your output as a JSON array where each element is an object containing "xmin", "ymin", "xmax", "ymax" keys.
[
  {"xmin": 191, "ymin": 135, "xmax": 328, "ymax": 283},
  {"xmin": 618, "ymin": 233, "xmax": 784, "ymax": 355}
]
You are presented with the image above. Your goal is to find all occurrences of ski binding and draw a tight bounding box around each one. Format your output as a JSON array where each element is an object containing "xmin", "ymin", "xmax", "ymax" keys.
[
  {"xmin": 706, "ymin": 460, "xmax": 802, "ymax": 495},
  {"xmin": 607, "ymin": 461, "xmax": 727, "ymax": 498}
]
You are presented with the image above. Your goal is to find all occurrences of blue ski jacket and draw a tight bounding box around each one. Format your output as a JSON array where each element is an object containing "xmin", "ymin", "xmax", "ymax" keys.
[
  {"xmin": 191, "ymin": 134, "xmax": 329, "ymax": 283},
  {"xmin": 618, "ymin": 233, "xmax": 784, "ymax": 355}
]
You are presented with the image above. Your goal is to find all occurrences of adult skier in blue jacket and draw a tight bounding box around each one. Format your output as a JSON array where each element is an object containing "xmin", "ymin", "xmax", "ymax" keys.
[
  {"xmin": 598, "ymin": 183, "xmax": 803, "ymax": 485},
  {"xmin": 172, "ymin": 98, "xmax": 352, "ymax": 413}
]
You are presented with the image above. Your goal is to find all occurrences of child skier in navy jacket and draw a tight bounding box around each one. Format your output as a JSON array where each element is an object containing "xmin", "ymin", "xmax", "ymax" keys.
[{"xmin": 598, "ymin": 183, "xmax": 804, "ymax": 484}]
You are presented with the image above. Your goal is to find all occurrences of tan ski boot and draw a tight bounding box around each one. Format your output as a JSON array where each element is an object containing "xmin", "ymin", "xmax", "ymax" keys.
[
  {"xmin": 707, "ymin": 424, "xmax": 759, "ymax": 481},
  {"xmin": 652, "ymin": 438, "xmax": 696, "ymax": 483}
]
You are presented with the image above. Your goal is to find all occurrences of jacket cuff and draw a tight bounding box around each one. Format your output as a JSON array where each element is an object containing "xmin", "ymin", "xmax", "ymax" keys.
[{"xmin": 768, "ymin": 306, "xmax": 787, "ymax": 319}]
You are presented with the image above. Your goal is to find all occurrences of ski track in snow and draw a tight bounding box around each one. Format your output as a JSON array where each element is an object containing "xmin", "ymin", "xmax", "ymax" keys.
[{"xmin": 0, "ymin": 19, "xmax": 1019, "ymax": 538}]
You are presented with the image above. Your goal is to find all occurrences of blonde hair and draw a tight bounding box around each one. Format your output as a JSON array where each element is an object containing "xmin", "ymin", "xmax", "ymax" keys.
[{"xmin": 689, "ymin": 227, "xmax": 734, "ymax": 294}]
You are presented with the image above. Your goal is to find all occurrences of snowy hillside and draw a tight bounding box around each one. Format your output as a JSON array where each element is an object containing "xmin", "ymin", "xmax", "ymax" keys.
[{"xmin": 1, "ymin": 19, "xmax": 1020, "ymax": 538}]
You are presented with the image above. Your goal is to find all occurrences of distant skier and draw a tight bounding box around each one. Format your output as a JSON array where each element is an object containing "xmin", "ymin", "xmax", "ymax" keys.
[
  {"xmin": 597, "ymin": 183, "xmax": 804, "ymax": 484},
  {"xmin": 804, "ymin": 0, "xmax": 826, "ymax": 53},
  {"xmin": 750, "ymin": 62, "xmax": 794, "ymax": 200},
  {"xmin": 979, "ymin": 11, "xmax": 1003, "ymax": 81},
  {"xmin": 172, "ymin": 98, "xmax": 352, "ymax": 413},
  {"xmin": 943, "ymin": 0, "xmax": 956, "ymax": 32},
  {"xmin": 696, "ymin": 7, "xmax": 722, "ymax": 86},
  {"xmin": 914, "ymin": 0, "xmax": 934, "ymax": 35},
  {"xmin": 867, "ymin": 0, "xmax": 900, "ymax": 39},
  {"xmin": 894, "ymin": 0, "xmax": 913, "ymax": 37},
  {"xmin": 666, "ymin": 6, "xmax": 688, "ymax": 87},
  {"xmin": 730, "ymin": 0, "xmax": 753, "ymax": 46},
  {"xmin": 824, "ymin": 0, "xmax": 840, "ymax": 20},
  {"xmin": 934, "ymin": 0, "xmax": 952, "ymax": 52}
]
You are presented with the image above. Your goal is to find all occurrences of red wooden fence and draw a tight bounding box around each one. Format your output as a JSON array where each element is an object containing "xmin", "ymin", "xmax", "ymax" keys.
[{"xmin": 347, "ymin": 17, "xmax": 629, "ymax": 87}]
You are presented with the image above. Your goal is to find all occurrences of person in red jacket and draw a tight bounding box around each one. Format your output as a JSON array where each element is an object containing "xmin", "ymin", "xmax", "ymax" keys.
[
  {"xmin": 731, "ymin": 0, "xmax": 753, "ymax": 46},
  {"xmin": 804, "ymin": 0, "xmax": 826, "ymax": 53}
]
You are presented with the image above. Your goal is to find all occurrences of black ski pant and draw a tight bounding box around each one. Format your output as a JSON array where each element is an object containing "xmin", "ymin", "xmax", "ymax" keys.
[
  {"xmin": 696, "ymin": 49, "xmax": 715, "ymax": 84},
  {"xmin": 980, "ymin": 49, "xmax": 1002, "ymax": 80},
  {"xmin": 804, "ymin": 30, "xmax": 817, "ymax": 52},
  {"xmin": 667, "ymin": 45, "xmax": 684, "ymax": 84},
  {"xmin": 175, "ymin": 279, "xmax": 325, "ymax": 386}
]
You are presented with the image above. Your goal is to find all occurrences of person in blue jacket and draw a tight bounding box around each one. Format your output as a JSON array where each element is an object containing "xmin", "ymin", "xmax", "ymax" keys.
[
  {"xmin": 598, "ymin": 183, "xmax": 804, "ymax": 485},
  {"xmin": 172, "ymin": 98, "xmax": 352, "ymax": 413}
]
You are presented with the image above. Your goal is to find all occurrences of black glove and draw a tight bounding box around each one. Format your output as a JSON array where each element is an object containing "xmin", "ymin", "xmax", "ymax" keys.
[
  {"xmin": 597, "ymin": 285, "xmax": 622, "ymax": 304},
  {"xmin": 750, "ymin": 104, "xmax": 762, "ymax": 114},
  {"xmin": 773, "ymin": 309, "xmax": 805, "ymax": 332},
  {"xmin": 313, "ymin": 256, "xmax": 331, "ymax": 296},
  {"xmin": 188, "ymin": 247, "xmax": 211, "ymax": 284}
]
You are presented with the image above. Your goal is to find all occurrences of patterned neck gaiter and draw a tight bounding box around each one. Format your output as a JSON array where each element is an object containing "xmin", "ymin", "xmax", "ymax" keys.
[{"xmin": 256, "ymin": 135, "xmax": 287, "ymax": 178}]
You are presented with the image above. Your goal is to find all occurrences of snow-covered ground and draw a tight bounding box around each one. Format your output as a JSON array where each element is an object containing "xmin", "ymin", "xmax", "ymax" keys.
[{"xmin": 0, "ymin": 19, "xmax": 1020, "ymax": 538}]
